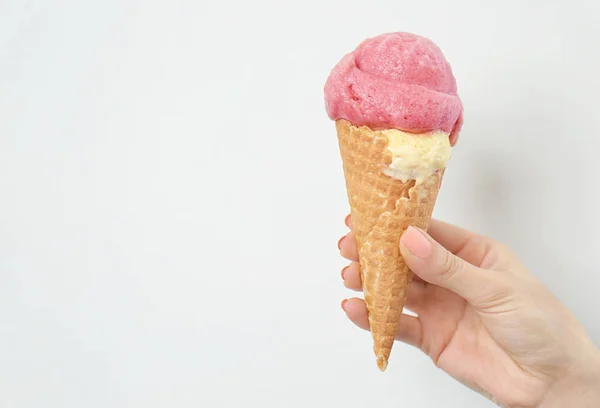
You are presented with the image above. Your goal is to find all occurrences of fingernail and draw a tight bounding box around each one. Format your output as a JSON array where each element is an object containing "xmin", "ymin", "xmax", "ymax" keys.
[
  {"xmin": 337, "ymin": 236, "xmax": 344, "ymax": 250},
  {"xmin": 341, "ymin": 299, "xmax": 348, "ymax": 311},
  {"xmin": 401, "ymin": 226, "xmax": 432, "ymax": 259},
  {"xmin": 344, "ymin": 214, "xmax": 351, "ymax": 227},
  {"xmin": 341, "ymin": 266, "xmax": 349, "ymax": 280}
]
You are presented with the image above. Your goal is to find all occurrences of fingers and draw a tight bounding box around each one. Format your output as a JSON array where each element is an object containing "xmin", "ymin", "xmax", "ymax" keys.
[
  {"xmin": 428, "ymin": 219, "xmax": 500, "ymax": 267},
  {"xmin": 427, "ymin": 219, "xmax": 479, "ymax": 255},
  {"xmin": 338, "ymin": 232, "xmax": 359, "ymax": 261},
  {"xmin": 341, "ymin": 262, "xmax": 361, "ymax": 290},
  {"xmin": 339, "ymin": 214, "xmax": 357, "ymax": 261},
  {"xmin": 399, "ymin": 226, "xmax": 512, "ymax": 308},
  {"xmin": 341, "ymin": 297, "xmax": 422, "ymax": 349},
  {"xmin": 344, "ymin": 214, "xmax": 353, "ymax": 230}
]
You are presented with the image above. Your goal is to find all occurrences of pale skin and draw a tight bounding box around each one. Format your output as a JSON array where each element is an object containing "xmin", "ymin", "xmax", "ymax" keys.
[{"xmin": 338, "ymin": 215, "xmax": 600, "ymax": 407}]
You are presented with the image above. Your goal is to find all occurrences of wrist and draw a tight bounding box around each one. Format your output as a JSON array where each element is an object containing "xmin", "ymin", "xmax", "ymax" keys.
[{"xmin": 540, "ymin": 349, "xmax": 600, "ymax": 408}]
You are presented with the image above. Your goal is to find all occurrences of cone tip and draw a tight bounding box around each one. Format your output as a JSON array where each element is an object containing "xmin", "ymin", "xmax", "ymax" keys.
[{"xmin": 376, "ymin": 356, "xmax": 388, "ymax": 371}]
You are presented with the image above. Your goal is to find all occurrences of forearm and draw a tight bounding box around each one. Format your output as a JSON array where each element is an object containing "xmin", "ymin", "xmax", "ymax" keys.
[{"xmin": 540, "ymin": 354, "xmax": 600, "ymax": 408}]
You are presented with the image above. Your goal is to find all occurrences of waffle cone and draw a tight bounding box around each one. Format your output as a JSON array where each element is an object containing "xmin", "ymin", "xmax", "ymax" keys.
[{"xmin": 336, "ymin": 119, "xmax": 445, "ymax": 371}]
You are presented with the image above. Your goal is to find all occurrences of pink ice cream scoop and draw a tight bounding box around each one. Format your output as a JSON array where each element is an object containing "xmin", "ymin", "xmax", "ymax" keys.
[{"xmin": 324, "ymin": 32, "xmax": 463, "ymax": 145}]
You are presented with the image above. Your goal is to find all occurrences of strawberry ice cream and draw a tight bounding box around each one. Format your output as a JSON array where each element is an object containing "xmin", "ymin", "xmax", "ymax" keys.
[{"xmin": 324, "ymin": 32, "xmax": 463, "ymax": 145}]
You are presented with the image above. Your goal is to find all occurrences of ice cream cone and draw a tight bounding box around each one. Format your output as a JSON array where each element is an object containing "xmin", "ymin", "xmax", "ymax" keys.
[
  {"xmin": 324, "ymin": 32, "xmax": 462, "ymax": 371},
  {"xmin": 336, "ymin": 119, "xmax": 445, "ymax": 371}
]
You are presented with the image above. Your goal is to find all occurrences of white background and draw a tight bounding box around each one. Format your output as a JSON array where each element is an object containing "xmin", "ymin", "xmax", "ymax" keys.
[{"xmin": 1, "ymin": 0, "xmax": 599, "ymax": 407}]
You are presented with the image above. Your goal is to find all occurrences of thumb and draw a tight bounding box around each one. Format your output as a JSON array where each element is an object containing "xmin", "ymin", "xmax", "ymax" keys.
[{"xmin": 400, "ymin": 226, "xmax": 507, "ymax": 307}]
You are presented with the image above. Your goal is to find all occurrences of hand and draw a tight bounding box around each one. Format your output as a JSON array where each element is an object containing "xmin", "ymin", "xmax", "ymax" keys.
[{"xmin": 338, "ymin": 215, "xmax": 600, "ymax": 407}]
